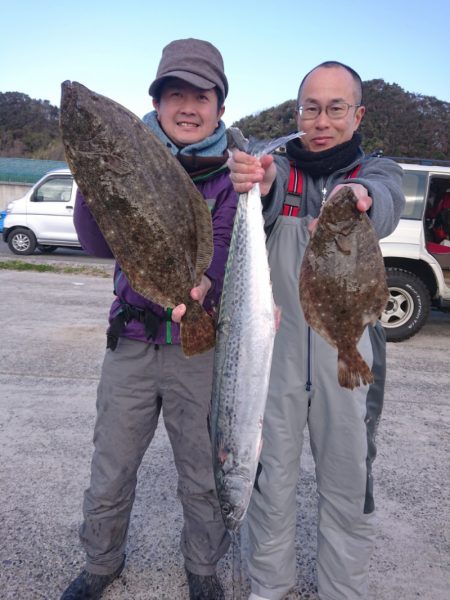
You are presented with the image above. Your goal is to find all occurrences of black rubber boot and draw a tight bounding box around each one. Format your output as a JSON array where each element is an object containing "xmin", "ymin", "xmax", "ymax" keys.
[
  {"xmin": 185, "ymin": 568, "xmax": 225, "ymax": 600},
  {"xmin": 60, "ymin": 561, "xmax": 125, "ymax": 600}
]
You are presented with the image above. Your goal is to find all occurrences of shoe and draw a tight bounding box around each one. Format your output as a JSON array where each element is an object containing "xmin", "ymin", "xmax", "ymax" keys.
[
  {"xmin": 60, "ymin": 561, "xmax": 125, "ymax": 599},
  {"xmin": 185, "ymin": 568, "xmax": 225, "ymax": 600}
]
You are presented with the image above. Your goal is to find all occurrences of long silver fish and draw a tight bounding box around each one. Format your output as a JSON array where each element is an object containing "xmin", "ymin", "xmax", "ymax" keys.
[
  {"xmin": 59, "ymin": 81, "xmax": 214, "ymax": 356},
  {"xmin": 210, "ymin": 131, "xmax": 300, "ymax": 531},
  {"xmin": 210, "ymin": 181, "xmax": 276, "ymax": 531}
]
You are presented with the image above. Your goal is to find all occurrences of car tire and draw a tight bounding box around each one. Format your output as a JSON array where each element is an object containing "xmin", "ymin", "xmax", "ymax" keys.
[
  {"xmin": 37, "ymin": 245, "xmax": 58, "ymax": 253},
  {"xmin": 380, "ymin": 268, "xmax": 430, "ymax": 342},
  {"xmin": 7, "ymin": 228, "xmax": 37, "ymax": 255}
]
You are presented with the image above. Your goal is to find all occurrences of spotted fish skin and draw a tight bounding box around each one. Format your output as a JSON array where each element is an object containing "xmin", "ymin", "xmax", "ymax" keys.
[
  {"xmin": 300, "ymin": 186, "xmax": 389, "ymax": 389},
  {"xmin": 59, "ymin": 81, "xmax": 214, "ymax": 356},
  {"xmin": 211, "ymin": 184, "xmax": 276, "ymax": 531}
]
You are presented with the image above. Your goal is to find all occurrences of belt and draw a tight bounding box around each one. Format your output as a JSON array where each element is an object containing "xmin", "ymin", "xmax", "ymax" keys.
[{"xmin": 106, "ymin": 302, "xmax": 169, "ymax": 350}]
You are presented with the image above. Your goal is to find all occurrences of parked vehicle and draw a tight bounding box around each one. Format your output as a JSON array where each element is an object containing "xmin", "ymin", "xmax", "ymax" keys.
[
  {"xmin": 3, "ymin": 160, "xmax": 450, "ymax": 342},
  {"xmin": 2, "ymin": 168, "xmax": 81, "ymax": 255},
  {"xmin": 379, "ymin": 158, "xmax": 450, "ymax": 341},
  {"xmin": 0, "ymin": 210, "xmax": 6, "ymax": 233}
]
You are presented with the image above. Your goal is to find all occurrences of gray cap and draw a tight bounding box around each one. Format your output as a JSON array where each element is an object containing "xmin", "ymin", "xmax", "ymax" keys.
[{"xmin": 149, "ymin": 38, "xmax": 228, "ymax": 101}]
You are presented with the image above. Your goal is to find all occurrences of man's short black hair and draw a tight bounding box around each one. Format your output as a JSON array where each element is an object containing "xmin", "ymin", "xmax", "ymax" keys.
[{"xmin": 297, "ymin": 61, "xmax": 363, "ymax": 105}]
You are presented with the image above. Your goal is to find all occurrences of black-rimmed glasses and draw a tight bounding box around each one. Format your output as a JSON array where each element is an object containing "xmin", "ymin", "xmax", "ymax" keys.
[{"xmin": 297, "ymin": 102, "xmax": 361, "ymax": 120}]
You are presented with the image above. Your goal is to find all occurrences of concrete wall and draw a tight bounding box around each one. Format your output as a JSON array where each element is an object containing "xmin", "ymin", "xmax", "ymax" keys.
[{"xmin": 0, "ymin": 182, "xmax": 32, "ymax": 211}]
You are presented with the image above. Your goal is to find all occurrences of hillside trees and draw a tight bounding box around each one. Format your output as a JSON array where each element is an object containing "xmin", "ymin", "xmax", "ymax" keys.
[
  {"xmin": 1, "ymin": 80, "xmax": 449, "ymax": 160},
  {"xmin": 233, "ymin": 80, "xmax": 450, "ymax": 160},
  {"xmin": 0, "ymin": 92, "xmax": 65, "ymax": 160}
]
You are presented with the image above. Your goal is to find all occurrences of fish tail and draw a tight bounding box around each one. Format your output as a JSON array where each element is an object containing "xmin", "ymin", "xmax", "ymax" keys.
[
  {"xmin": 337, "ymin": 350, "xmax": 374, "ymax": 390},
  {"xmin": 181, "ymin": 302, "xmax": 216, "ymax": 357}
]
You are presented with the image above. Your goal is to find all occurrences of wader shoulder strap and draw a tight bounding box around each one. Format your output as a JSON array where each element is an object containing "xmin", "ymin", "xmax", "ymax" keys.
[
  {"xmin": 282, "ymin": 162, "xmax": 362, "ymax": 217},
  {"xmin": 348, "ymin": 164, "xmax": 362, "ymax": 179},
  {"xmin": 282, "ymin": 161, "xmax": 303, "ymax": 217}
]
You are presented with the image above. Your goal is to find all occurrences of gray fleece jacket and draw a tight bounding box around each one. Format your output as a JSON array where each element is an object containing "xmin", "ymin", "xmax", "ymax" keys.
[{"xmin": 263, "ymin": 151, "xmax": 405, "ymax": 239}]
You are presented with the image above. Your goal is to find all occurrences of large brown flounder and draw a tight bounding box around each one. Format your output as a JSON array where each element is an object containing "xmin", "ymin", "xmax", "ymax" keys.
[
  {"xmin": 59, "ymin": 81, "xmax": 214, "ymax": 357},
  {"xmin": 300, "ymin": 186, "xmax": 389, "ymax": 389}
]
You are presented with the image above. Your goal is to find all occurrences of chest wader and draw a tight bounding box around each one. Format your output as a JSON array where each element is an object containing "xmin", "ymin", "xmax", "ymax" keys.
[{"xmin": 246, "ymin": 165, "xmax": 383, "ymax": 600}]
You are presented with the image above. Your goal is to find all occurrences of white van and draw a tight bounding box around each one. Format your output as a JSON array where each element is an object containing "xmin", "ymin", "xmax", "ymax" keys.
[{"xmin": 2, "ymin": 168, "xmax": 81, "ymax": 255}]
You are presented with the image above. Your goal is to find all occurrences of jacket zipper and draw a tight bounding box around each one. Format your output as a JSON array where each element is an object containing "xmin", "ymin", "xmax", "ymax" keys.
[{"xmin": 321, "ymin": 177, "xmax": 327, "ymax": 205}]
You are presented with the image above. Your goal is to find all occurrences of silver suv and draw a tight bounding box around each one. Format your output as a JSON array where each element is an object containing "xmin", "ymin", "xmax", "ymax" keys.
[{"xmin": 380, "ymin": 158, "xmax": 450, "ymax": 341}]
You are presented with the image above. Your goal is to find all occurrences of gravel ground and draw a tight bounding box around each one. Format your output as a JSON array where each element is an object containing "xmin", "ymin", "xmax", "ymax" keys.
[{"xmin": 0, "ymin": 267, "xmax": 449, "ymax": 600}]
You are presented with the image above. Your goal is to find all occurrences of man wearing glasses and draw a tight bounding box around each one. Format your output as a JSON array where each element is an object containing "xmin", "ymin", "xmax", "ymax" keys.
[{"xmin": 229, "ymin": 62, "xmax": 405, "ymax": 600}]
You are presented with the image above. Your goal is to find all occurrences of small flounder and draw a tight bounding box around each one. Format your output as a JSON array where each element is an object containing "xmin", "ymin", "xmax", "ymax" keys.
[{"xmin": 300, "ymin": 186, "xmax": 389, "ymax": 389}]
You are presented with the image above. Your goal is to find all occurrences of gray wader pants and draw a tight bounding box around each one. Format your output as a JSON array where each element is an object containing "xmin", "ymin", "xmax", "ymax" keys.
[
  {"xmin": 247, "ymin": 215, "xmax": 385, "ymax": 600},
  {"xmin": 80, "ymin": 338, "xmax": 230, "ymax": 576}
]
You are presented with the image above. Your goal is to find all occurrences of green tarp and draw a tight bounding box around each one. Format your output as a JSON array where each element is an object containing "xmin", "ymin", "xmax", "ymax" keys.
[{"xmin": 0, "ymin": 157, "xmax": 68, "ymax": 184}]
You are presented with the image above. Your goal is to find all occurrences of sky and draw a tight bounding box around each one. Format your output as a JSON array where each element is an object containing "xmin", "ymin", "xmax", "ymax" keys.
[{"xmin": 2, "ymin": 0, "xmax": 450, "ymax": 128}]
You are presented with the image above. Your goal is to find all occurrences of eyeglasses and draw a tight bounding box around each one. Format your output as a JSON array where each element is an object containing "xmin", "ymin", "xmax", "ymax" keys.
[{"xmin": 297, "ymin": 102, "xmax": 361, "ymax": 120}]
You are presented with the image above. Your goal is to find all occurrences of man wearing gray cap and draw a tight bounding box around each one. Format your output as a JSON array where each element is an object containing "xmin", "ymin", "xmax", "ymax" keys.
[{"xmin": 60, "ymin": 38, "xmax": 237, "ymax": 600}]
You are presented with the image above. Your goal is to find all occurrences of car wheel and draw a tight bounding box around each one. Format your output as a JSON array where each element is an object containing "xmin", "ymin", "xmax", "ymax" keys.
[
  {"xmin": 380, "ymin": 268, "xmax": 430, "ymax": 342},
  {"xmin": 7, "ymin": 228, "xmax": 37, "ymax": 255},
  {"xmin": 38, "ymin": 245, "xmax": 57, "ymax": 253}
]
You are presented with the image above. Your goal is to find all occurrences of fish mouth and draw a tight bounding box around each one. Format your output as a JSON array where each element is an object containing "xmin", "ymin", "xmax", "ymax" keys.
[
  {"xmin": 60, "ymin": 81, "xmax": 76, "ymax": 123},
  {"xmin": 60, "ymin": 81, "xmax": 80, "ymax": 111},
  {"xmin": 61, "ymin": 80, "xmax": 76, "ymax": 99}
]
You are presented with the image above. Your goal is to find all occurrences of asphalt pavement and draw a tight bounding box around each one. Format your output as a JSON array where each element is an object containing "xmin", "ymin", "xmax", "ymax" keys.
[
  {"xmin": 0, "ymin": 263, "xmax": 449, "ymax": 600},
  {"xmin": 0, "ymin": 238, "xmax": 114, "ymax": 266}
]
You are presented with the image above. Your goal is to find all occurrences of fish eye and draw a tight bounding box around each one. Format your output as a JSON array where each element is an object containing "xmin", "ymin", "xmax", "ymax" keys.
[{"xmin": 222, "ymin": 503, "xmax": 232, "ymax": 516}]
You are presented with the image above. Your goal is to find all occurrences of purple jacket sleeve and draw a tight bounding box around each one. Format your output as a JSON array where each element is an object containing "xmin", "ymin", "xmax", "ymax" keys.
[
  {"xmin": 73, "ymin": 189, "xmax": 114, "ymax": 258},
  {"xmin": 198, "ymin": 172, "xmax": 238, "ymax": 311}
]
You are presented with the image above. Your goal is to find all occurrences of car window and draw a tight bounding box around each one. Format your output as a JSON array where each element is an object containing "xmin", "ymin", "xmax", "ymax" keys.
[
  {"xmin": 33, "ymin": 177, "xmax": 73, "ymax": 203},
  {"xmin": 400, "ymin": 170, "xmax": 427, "ymax": 220}
]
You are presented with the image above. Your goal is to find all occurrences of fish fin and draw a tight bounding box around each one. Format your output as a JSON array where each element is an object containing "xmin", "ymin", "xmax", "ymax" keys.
[
  {"xmin": 72, "ymin": 146, "xmax": 132, "ymax": 176},
  {"xmin": 337, "ymin": 349, "xmax": 374, "ymax": 390},
  {"xmin": 364, "ymin": 312, "xmax": 379, "ymax": 327},
  {"xmin": 274, "ymin": 305, "xmax": 282, "ymax": 331},
  {"xmin": 180, "ymin": 302, "xmax": 216, "ymax": 357},
  {"xmin": 102, "ymin": 153, "xmax": 133, "ymax": 175},
  {"xmin": 190, "ymin": 194, "xmax": 214, "ymax": 279},
  {"xmin": 335, "ymin": 233, "xmax": 352, "ymax": 255},
  {"xmin": 256, "ymin": 435, "xmax": 263, "ymax": 462},
  {"xmin": 254, "ymin": 461, "xmax": 263, "ymax": 493},
  {"xmin": 206, "ymin": 412, "xmax": 211, "ymax": 440}
]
